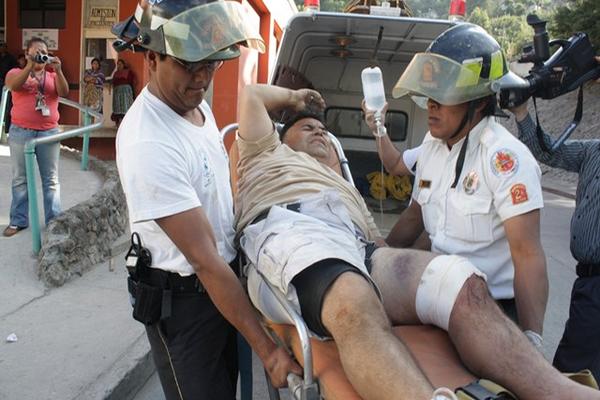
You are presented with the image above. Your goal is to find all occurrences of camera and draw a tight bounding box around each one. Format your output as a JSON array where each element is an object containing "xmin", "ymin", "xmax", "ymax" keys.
[
  {"xmin": 498, "ymin": 14, "xmax": 600, "ymax": 109},
  {"xmin": 33, "ymin": 52, "xmax": 56, "ymax": 64}
]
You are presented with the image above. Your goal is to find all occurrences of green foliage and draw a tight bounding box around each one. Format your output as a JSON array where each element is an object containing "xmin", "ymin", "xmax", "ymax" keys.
[
  {"xmin": 468, "ymin": 9, "xmax": 531, "ymax": 59},
  {"xmin": 550, "ymin": 0, "xmax": 600, "ymax": 47},
  {"xmin": 467, "ymin": 7, "xmax": 491, "ymax": 32},
  {"xmin": 488, "ymin": 15, "xmax": 531, "ymax": 59}
]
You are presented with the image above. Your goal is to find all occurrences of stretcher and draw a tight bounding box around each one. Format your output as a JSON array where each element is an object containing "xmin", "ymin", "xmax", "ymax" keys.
[{"xmin": 221, "ymin": 124, "xmax": 598, "ymax": 400}]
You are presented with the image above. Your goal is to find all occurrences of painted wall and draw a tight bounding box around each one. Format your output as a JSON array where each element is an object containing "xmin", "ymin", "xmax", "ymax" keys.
[
  {"xmin": 6, "ymin": 0, "xmax": 84, "ymax": 124},
  {"xmin": 4, "ymin": 0, "xmax": 295, "ymax": 128}
]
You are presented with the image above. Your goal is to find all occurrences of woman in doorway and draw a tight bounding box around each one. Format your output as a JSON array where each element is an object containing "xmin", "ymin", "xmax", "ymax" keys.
[
  {"xmin": 83, "ymin": 57, "xmax": 105, "ymax": 113},
  {"xmin": 3, "ymin": 37, "xmax": 68, "ymax": 237},
  {"xmin": 110, "ymin": 59, "xmax": 135, "ymax": 128}
]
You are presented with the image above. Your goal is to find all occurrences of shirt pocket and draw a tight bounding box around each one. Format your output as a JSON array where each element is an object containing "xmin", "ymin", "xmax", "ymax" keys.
[
  {"xmin": 445, "ymin": 193, "xmax": 494, "ymax": 243},
  {"xmin": 416, "ymin": 188, "xmax": 436, "ymax": 235}
]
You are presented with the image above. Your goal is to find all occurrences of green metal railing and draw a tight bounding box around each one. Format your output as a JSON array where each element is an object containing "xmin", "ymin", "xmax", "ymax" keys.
[
  {"xmin": 0, "ymin": 86, "xmax": 10, "ymax": 144},
  {"xmin": 0, "ymin": 86, "xmax": 104, "ymax": 253}
]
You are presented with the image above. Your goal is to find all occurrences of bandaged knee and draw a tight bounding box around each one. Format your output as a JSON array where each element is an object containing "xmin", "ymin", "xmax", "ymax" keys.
[{"xmin": 415, "ymin": 255, "xmax": 486, "ymax": 330}]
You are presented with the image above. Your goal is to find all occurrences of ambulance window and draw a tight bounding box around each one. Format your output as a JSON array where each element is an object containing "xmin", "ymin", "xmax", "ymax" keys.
[{"xmin": 325, "ymin": 107, "xmax": 407, "ymax": 142}]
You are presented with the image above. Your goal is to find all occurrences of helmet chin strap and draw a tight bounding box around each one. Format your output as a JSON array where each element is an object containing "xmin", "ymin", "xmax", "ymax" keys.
[
  {"xmin": 449, "ymin": 101, "xmax": 477, "ymax": 141},
  {"xmin": 449, "ymin": 101, "xmax": 478, "ymax": 189}
]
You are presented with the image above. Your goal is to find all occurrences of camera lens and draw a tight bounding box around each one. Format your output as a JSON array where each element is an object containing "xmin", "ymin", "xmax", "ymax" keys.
[{"xmin": 34, "ymin": 53, "xmax": 49, "ymax": 64}]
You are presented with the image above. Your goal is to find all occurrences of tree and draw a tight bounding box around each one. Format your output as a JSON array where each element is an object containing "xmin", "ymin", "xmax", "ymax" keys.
[
  {"xmin": 488, "ymin": 15, "xmax": 531, "ymax": 59},
  {"xmin": 550, "ymin": 0, "xmax": 600, "ymax": 48},
  {"xmin": 468, "ymin": 7, "xmax": 492, "ymax": 32}
]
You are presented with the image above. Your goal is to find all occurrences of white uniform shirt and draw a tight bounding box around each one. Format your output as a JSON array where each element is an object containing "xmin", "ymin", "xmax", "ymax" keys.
[
  {"xmin": 413, "ymin": 117, "xmax": 543, "ymax": 299},
  {"xmin": 116, "ymin": 87, "xmax": 236, "ymax": 275}
]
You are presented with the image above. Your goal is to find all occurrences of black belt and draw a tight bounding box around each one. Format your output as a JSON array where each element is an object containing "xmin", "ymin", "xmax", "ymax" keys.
[
  {"xmin": 576, "ymin": 263, "xmax": 600, "ymax": 278},
  {"xmin": 251, "ymin": 202, "xmax": 301, "ymax": 225},
  {"xmin": 141, "ymin": 268, "xmax": 206, "ymax": 294},
  {"xmin": 130, "ymin": 255, "xmax": 240, "ymax": 294}
]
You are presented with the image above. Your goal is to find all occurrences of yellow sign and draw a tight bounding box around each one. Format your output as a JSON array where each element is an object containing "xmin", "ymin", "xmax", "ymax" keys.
[{"xmin": 86, "ymin": 6, "xmax": 118, "ymax": 28}]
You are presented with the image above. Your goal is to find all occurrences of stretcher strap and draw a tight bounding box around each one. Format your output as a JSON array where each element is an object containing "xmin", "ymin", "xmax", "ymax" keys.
[
  {"xmin": 455, "ymin": 379, "xmax": 516, "ymax": 400},
  {"xmin": 564, "ymin": 370, "xmax": 599, "ymax": 390}
]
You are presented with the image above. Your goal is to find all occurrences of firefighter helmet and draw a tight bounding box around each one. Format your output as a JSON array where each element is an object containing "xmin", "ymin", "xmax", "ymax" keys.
[
  {"xmin": 111, "ymin": 0, "xmax": 265, "ymax": 62},
  {"xmin": 392, "ymin": 23, "xmax": 525, "ymax": 106}
]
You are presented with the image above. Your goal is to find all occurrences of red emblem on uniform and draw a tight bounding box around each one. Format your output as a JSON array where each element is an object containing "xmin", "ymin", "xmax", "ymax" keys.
[
  {"xmin": 491, "ymin": 149, "xmax": 519, "ymax": 176},
  {"xmin": 510, "ymin": 183, "xmax": 528, "ymax": 205}
]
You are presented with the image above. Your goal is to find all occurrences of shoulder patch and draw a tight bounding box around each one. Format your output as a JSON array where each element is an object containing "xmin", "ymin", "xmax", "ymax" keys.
[
  {"xmin": 490, "ymin": 148, "xmax": 519, "ymax": 176},
  {"xmin": 510, "ymin": 183, "xmax": 529, "ymax": 205}
]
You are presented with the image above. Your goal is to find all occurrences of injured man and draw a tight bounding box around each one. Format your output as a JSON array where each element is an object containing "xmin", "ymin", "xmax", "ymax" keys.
[{"xmin": 234, "ymin": 84, "xmax": 599, "ymax": 400}]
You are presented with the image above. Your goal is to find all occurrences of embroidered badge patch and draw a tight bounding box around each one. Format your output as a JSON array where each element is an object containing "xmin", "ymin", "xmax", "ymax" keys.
[
  {"xmin": 491, "ymin": 149, "xmax": 519, "ymax": 176},
  {"xmin": 510, "ymin": 183, "xmax": 529, "ymax": 205},
  {"xmin": 419, "ymin": 179, "xmax": 431, "ymax": 189},
  {"xmin": 462, "ymin": 170, "xmax": 479, "ymax": 195}
]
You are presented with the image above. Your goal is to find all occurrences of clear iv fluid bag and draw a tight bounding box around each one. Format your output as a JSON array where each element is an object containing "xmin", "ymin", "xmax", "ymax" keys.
[{"xmin": 361, "ymin": 66, "xmax": 386, "ymax": 112}]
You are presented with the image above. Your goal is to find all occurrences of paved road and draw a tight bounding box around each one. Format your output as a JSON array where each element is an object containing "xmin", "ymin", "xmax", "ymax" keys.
[{"xmin": 133, "ymin": 188, "xmax": 578, "ymax": 400}]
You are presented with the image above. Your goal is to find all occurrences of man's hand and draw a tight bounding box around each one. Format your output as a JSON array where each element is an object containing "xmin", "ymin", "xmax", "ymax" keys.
[
  {"xmin": 362, "ymin": 100, "xmax": 388, "ymax": 136},
  {"xmin": 508, "ymin": 100, "xmax": 530, "ymax": 123},
  {"xmin": 264, "ymin": 346, "xmax": 303, "ymax": 388},
  {"xmin": 291, "ymin": 88, "xmax": 325, "ymax": 113},
  {"xmin": 596, "ymin": 56, "xmax": 600, "ymax": 83}
]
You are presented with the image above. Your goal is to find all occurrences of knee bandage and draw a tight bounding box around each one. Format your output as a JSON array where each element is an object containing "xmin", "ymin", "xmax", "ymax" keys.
[{"xmin": 415, "ymin": 255, "xmax": 486, "ymax": 330}]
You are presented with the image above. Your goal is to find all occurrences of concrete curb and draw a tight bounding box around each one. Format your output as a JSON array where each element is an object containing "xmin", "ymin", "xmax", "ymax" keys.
[{"xmin": 75, "ymin": 333, "xmax": 154, "ymax": 400}]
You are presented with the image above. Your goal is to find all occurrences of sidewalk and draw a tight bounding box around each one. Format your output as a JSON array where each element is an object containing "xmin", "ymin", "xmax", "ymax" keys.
[{"xmin": 0, "ymin": 143, "xmax": 148, "ymax": 400}]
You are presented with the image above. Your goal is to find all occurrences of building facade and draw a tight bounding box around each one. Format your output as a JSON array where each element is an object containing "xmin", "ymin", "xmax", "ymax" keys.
[{"xmin": 2, "ymin": 0, "xmax": 296, "ymax": 128}]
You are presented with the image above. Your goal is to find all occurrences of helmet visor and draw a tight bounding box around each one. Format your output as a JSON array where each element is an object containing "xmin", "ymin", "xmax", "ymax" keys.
[
  {"xmin": 392, "ymin": 53, "xmax": 494, "ymax": 105},
  {"xmin": 156, "ymin": 1, "xmax": 265, "ymax": 62}
]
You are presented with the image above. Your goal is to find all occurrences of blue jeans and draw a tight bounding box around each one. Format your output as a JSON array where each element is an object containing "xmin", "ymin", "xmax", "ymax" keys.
[{"xmin": 8, "ymin": 125, "xmax": 61, "ymax": 227}]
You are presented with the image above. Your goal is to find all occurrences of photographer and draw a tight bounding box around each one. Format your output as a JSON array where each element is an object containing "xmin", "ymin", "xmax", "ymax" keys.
[
  {"xmin": 3, "ymin": 37, "xmax": 68, "ymax": 237},
  {"xmin": 508, "ymin": 55, "xmax": 600, "ymax": 379},
  {"xmin": 387, "ymin": 24, "xmax": 549, "ymax": 346}
]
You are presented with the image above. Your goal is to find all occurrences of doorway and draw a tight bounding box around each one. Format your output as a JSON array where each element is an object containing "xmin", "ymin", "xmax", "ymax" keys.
[{"xmin": 83, "ymin": 38, "xmax": 117, "ymax": 128}]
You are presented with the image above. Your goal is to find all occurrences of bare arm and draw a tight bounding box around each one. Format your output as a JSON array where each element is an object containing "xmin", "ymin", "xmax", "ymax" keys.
[
  {"xmin": 238, "ymin": 84, "xmax": 325, "ymax": 142},
  {"xmin": 5, "ymin": 57, "xmax": 34, "ymax": 91},
  {"xmin": 50, "ymin": 57, "xmax": 69, "ymax": 97},
  {"xmin": 504, "ymin": 210, "xmax": 548, "ymax": 334},
  {"xmin": 362, "ymin": 101, "xmax": 413, "ymax": 176},
  {"xmin": 386, "ymin": 200, "xmax": 425, "ymax": 248},
  {"xmin": 156, "ymin": 208, "xmax": 301, "ymax": 387}
]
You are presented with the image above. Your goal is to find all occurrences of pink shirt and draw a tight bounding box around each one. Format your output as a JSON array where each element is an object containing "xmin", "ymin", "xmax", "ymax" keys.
[{"xmin": 7, "ymin": 68, "xmax": 60, "ymax": 131}]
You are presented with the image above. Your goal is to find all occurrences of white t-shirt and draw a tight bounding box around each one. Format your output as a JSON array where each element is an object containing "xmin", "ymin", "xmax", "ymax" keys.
[
  {"xmin": 116, "ymin": 87, "xmax": 236, "ymax": 275},
  {"xmin": 413, "ymin": 117, "xmax": 543, "ymax": 299}
]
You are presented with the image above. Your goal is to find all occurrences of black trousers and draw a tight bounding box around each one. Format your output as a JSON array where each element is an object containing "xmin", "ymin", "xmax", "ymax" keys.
[
  {"xmin": 145, "ymin": 290, "xmax": 238, "ymax": 400},
  {"xmin": 553, "ymin": 275, "xmax": 600, "ymax": 381}
]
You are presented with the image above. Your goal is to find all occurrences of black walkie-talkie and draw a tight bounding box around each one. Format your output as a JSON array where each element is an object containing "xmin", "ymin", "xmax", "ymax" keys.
[{"xmin": 125, "ymin": 232, "xmax": 152, "ymax": 280}]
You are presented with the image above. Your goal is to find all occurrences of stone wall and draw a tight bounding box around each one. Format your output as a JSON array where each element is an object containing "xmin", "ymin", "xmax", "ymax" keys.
[{"xmin": 38, "ymin": 153, "xmax": 128, "ymax": 287}]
